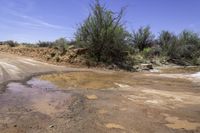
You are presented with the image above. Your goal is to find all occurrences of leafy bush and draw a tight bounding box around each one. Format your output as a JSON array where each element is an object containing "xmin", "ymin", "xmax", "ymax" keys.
[
  {"xmin": 37, "ymin": 41, "xmax": 54, "ymax": 47},
  {"xmin": 52, "ymin": 38, "xmax": 69, "ymax": 54},
  {"xmin": 165, "ymin": 30, "xmax": 200, "ymax": 65},
  {"xmin": 1, "ymin": 40, "xmax": 19, "ymax": 47},
  {"xmin": 132, "ymin": 26, "xmax": 154, "ymax": 51},
  {"xmin": 142, "ymin": 45, "xmax": 162, "ymax": 58},
  {"xmin": 142, "ymin": 48, "xmax": 152, "ymax": 58},
  {"xmin": 75, "ymin": 0, "xmax": 129, "ymax": 64},
  {"xmin": 158, "ymin": 31, "xmax": 177, "ymax": 55}
]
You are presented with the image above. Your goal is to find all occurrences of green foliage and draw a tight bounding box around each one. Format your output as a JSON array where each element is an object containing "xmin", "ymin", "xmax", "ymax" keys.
[
  {"xmin": 142, "ymin": 46, "xmax": 162, "ymax": 58},
  {"xmin": 1, "ymin": 40, "xmax": 19, "ymax": 47},
  {"xmin": 158, "ymin": 31, "xmax": 177, "ymax": 55},
  {"xmin": 37, "ymin": 41, "xmax": 54, "ymax": 47},
  {"xmin": 142, "ymin": 48, "xmax": 152, "ymax": 58},
  {"xmin": 1, "ymin": 0, "xmax": 200, "ymax": 68},
  {"xmin": 36, "ymin": 38, "xmax": 70, "ymax": 55},
  {"xmin": 75, "ymin": 0, "xmax": 129, "ymax": 64},
  {"xmin": 53, "ymin": 38, "xmax": 69, "ymax": 54},
  {"xmin": 132, "ymin": 26, "xmax": 154, "ymax": 51},
  {"xmin": 162, "ymin": 30, "xmax": 200, "ymax": 65}
]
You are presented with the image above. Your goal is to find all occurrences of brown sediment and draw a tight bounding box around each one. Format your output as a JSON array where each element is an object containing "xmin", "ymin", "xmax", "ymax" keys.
[
  {"xmin": 163, "ymin": 114, "xmax": 200, "ymax": 130},
  {"xmin": 105, "ymin": 123, "xmax": 125, "ymax": 130},
  {"xmin": 39, "ymin": 71, "xmax": 122, "ymax": 89},
  {"xmin": 0, "ymin": 66, "xmax": 200, "ymax": 133},
  {"xmin": 85, "ymin": 94, "xmax": 98, "ymax": 100}
]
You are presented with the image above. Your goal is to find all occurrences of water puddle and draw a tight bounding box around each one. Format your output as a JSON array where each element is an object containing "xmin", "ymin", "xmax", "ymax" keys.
[
  {"xmin": 2, "ymin": 81, "xmax": 73, "ymax": 116},
  {"xmin": 0, "ymin": 67, "xmax": 200, "ymax": 132},
  {"xmin": 39, "ymin": 71, "xmax": 128, "ymax": 89},
  {"xmin": 38, "ymin": 69, "xmax": 200, "ymax": 92}
]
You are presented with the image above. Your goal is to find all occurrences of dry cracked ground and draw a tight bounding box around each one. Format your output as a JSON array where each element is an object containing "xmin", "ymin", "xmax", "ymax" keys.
[{"xmin": 0, "ymin": 52, "xmax": 200, "ymax": 133}]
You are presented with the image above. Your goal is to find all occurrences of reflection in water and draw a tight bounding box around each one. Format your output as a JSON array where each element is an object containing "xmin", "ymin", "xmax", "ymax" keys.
[
  {"xmin": 0, "ymin": 67, "xmax": 200, "ymax": 132},
  {"xmin": 39, "ymin": 72, "xmax": 124, "ymax": 89},
  {"xmin": 38, "ymin": 70, "xmax": 197, "ymax": 91}
]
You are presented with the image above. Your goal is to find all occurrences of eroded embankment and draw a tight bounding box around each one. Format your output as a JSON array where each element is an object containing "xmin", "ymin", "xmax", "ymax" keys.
[{"xmin": 0, "ymin": 45, "xmax": 88, "ymax": 66}]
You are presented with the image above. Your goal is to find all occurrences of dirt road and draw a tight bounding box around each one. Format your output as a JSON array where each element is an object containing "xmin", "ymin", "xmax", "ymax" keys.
[
  {"xmin": 0, "ymin": 53, "xmax": 200, "ymax": 133},
  {"xmin": 0, "ymin": 52, "xmax": 80, "ymax": 90}
]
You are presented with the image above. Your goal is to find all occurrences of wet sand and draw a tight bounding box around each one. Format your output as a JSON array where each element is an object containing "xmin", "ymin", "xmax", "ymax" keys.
[
  {"xmin": 0, "ymin": 52, "xmax": 87, "ymax": 92},
  {"xmin": 0, "ymin": 67, "xmax": 200, "ymax": 133}
]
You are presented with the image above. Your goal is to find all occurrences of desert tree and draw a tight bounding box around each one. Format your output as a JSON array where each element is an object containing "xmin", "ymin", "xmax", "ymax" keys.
[
  {"xmin": 158, "ymin": 30, "xmax": 177, "ymax": 55},
  {"xmin": 132, "ymin": 26, "xmax": 154, "ymax": 51},
  {"xmin": 165, "ymin": 30, "xmax": 200, "ymax": 65},
  {"xmin": 75, "ymin": 0, "xmax": 129, "ymax": 64}
]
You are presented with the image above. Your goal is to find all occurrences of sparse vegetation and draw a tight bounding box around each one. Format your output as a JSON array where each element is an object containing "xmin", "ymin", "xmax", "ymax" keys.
[
  {"xmin": 75, "ymin": 0, "xmax": 129, "ymax": 67},
  {"xmin": 0, "ymin": 0, "xmax": 200, "ymax": 70},
  {"xmin": 131, "ymin": 26, "xmax": 155, "ymax": 52},
  {"xmin": 0, "ymin": 40, "xmax": 19, "ymax": 47},
  {"xmin": 158, "ymin": 31, "xmax": 177, "ymax": 56},
  {"xmin": 173, "ymin": 31, "xmax": 200, "ymax": 65}
]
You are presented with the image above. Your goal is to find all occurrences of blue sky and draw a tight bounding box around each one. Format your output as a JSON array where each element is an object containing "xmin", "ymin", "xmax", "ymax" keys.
[{"xmin": 0, "ymin": 0, "xmax": 199, "ymax": 43}]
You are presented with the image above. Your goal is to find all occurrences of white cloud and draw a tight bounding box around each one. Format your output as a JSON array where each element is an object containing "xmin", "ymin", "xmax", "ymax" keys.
[
  {"xmin": 0, "ymin": 0, "xmax": 67, "ymax": 30},
  {"xmin": 7, "ymin": 10, "xmax": 65, "ymax": 30},
  {"xmin": 0, "ymin": 0, "xmax": 76, "ymax": 42}
]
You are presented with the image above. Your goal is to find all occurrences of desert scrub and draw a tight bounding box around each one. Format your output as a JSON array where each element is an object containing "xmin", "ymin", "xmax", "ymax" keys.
[{"xmin": 75, "ymin": 0, "xmax": 130, "ymax": 67}]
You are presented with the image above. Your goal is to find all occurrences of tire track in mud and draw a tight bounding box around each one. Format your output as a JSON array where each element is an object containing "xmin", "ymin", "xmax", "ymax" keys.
[{"xmin": 0, "ymin": 66, "xmax": 12, "ymax": 83}]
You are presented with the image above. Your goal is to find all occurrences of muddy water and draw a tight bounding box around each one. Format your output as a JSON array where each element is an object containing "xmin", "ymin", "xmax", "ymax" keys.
[
  {"xmin": 0, "ymin": 79, "xmax": 77, "ymax": 133},
  {"xmin": 0, "ymin": 67, "xmax": 200, "ymax": 133},
  {"xmin": 39, "ymin": 70, "xmax": 199, "ymax": 91},
  {"xmin": 37, "ymin": 67, "xmax": 200, "ymax": 132},
  {"xmin": 39, "ymin": 71, "xmax": 122, "ymax": 89}
]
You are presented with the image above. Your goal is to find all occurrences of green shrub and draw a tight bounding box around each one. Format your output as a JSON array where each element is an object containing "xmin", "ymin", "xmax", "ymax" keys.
[
  {"xmin": 75, "ymin": 0, "xmax": 129, "ymax": 64},
  {"xmin": 132, "ymin": 26, "xmax": 154, "ymax": 51},
  {"xmin": 158, "ymin": 31, "xmax": 177, "ymax": 55},
  {"xmin": 37, "ymin": 41, "xmax": 54, "ymax": 47},
  {"xmin": 142, "ymin": 48, "xmax": 152, "ymax": 58},
  {"xmin": 1, "ymin": 40, "xmax": 19, "ymax": 47},
  {"xmin": 142, "ymin": 45, "xmax": 162, "ymax": 58},
  {"xmin": 166, "ymin": 30, "xmax": 200, "ymax": 65},
  {"xmin": 53, "ymin": 38, "xmax": 69, "ymax": 54}
]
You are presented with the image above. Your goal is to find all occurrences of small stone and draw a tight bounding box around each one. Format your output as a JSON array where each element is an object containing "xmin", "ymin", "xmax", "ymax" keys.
[
  {"xmin": 49, "ymin": 125, "xmax": 54, "ymax": 128},
  {"xmin": 105, "ymin": 123, "xmax": 125, "ymax": 130},
  {"xmin": 140, "ymin": 64, "xmax": 153, "ymax": 70},
  {"xmin": 86, "ymin": 95, "xmax": 98, "ymax": 100}
]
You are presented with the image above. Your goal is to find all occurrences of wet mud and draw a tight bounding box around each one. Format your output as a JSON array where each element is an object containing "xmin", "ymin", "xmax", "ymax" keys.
[{"xmin": 0, "ymin": 67, "xmax": 200, "ymax": 133}]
